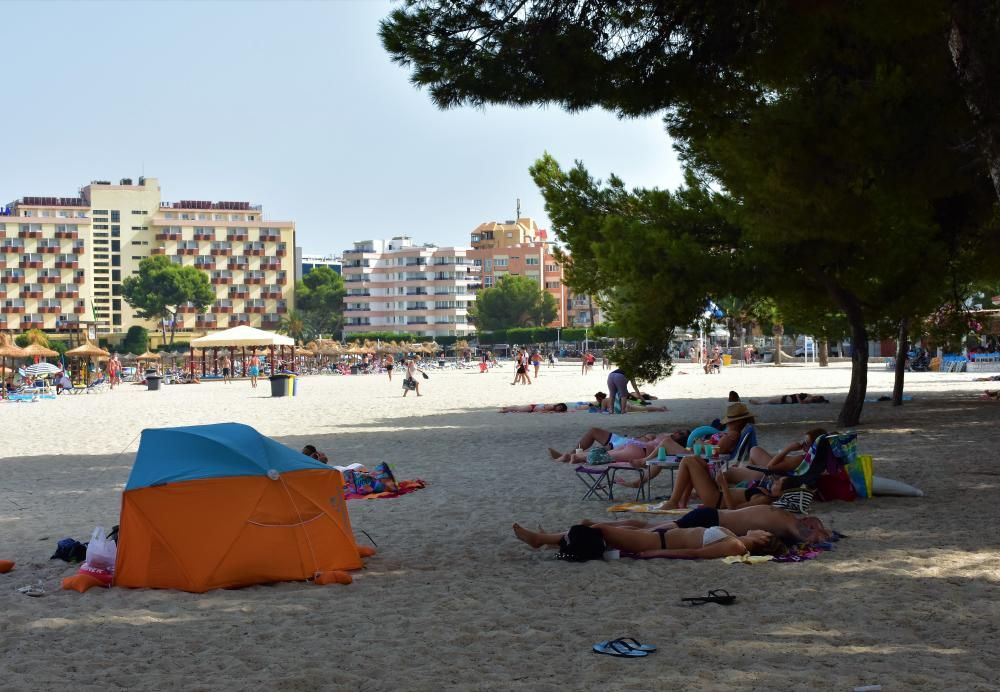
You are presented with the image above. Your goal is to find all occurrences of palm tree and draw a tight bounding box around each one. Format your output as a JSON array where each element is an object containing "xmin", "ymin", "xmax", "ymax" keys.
[{"xmin": 277, "ymin": 310, "xmax": 307, "ymax": 344}]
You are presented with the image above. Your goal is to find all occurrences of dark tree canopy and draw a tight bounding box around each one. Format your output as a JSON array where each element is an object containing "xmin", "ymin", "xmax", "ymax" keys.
[
  {"xmin": 296, "ymin": 266, "xmax": 346, "ymax": 338},
  {"xmin": 383, "ymin": 1, "xmax": 1000, "ymax": 425}
]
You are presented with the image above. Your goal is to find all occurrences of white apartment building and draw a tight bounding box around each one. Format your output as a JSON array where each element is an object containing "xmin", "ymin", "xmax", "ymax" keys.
[{"xmin": 341, "ymin": 237, "xmax": 478, "ymax": 339}]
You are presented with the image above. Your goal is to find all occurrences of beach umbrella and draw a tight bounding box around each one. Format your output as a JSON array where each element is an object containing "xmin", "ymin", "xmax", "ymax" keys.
[
  {"xmin": 20, "ymin": 343, "xmax": 59, "ymax": 359},
  {"xmin": 66, "ymin": 342, "xmax": 111, "ymax": 385},
  {"xmin": 25, "ymin": 362, "xmax": 62, "ymax": 377},
  {"xmin": 137, "ymin": 350, "xmax": 161, "ymax": 361},
  {"xmin": 0, "ymin": 336, "xmax": 27, "ymax": 391}
]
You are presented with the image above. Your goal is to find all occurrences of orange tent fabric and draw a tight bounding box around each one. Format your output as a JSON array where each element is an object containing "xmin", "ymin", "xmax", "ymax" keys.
[{"xmin": 116, "ymin": 467, "xmax": 364, "ymax": 592}]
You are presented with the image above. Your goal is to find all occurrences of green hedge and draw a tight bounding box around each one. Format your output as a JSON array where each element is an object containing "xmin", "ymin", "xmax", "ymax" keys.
[{"xmin": 475, "ymin": 327, "xmax": 596, "ymax": 344}]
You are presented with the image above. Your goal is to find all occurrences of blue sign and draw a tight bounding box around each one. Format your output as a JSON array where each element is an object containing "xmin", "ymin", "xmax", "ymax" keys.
[{"xmin": 0, "ymin": 206, "xmax": 12, "ymax": 216}]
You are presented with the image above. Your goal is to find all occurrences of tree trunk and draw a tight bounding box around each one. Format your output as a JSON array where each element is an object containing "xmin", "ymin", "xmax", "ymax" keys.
[
  {"xmin": 949, "ymin": 1, "xmax": 1000, "ymax": 200},
  {"xmin": 169, "ymin": 310, "xmax": 177, "ymax": 345},
  {"xmin": 892, "ymin": 318, "xmax": 909, "ymax": 406},
  {"xmin": 161, "ymin": 316, "xmax": 169, "ymax": 347},
  {"xmin": 818, "ymin": 337, "xmax": 830, "ymax": 367},
  {"xmin": 772, "ymin": 324, "xmax": 784, "ymax": 365}
]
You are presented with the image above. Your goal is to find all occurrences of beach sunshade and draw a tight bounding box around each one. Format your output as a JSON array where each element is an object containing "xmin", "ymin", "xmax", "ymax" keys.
[
  {"xmin": 24, "ymin": 362, "xmax": 62, "ymax": 376},
  {"xmin": 137, "ymin": 350, "xmax": 161, "ymax": 360},
  {"xmin": 0, "ymin": 336, "xmax": 27, "ymax": 358},
  {"xmin": 65, "ymin": 342, "xmax": 110, "ymax": 358},
  {"xmin": 20, "ymin": 343, "xmax": 59, "ymax": 358},
  {"xmin": 190, "ymin": 325, "xmax": 294, "ymax": 348},
  {"xmin": 115, "ymin": 423, "xmax": 366, "ymax": 592}
]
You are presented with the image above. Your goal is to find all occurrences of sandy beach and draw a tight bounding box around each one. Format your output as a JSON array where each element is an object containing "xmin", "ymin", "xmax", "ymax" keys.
[{"xmin": 2, "ymin": 360, "xmax": 998, "ymax": 690}]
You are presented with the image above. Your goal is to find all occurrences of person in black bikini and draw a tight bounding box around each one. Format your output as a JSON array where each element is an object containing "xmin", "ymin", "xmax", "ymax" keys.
[{"xmin": 749, "ymin": 393, "xmax": 829, "ymax": 404}]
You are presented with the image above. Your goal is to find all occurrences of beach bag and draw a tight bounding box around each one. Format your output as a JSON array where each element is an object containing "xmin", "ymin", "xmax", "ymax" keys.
[
  {"xmin": 556, "ymin": 525, "xmax": 606, "ymax": 562},
  {"xmin": 846, "ymin": 454, "xmax": 874, "ymax": 499},
  {"xmin": 85, "ymin": 526, "xmax": 117, "ymax": 571},
  {"xmin": 587, "ymin": 446, "xmax": 613, "ymax": 465},
  {"xmin": 421, "ymin": 372, "xmax": 429, "ymax": 380},
  {"xmin": 815, "ymin": 467, "xmax": 857, "ymax": 502},
  {"xmin": 402, "ymin": 377, "xmax": 417, "ymax": 391}
]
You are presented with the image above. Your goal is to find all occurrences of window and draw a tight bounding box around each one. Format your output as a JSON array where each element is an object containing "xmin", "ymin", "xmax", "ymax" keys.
[
  {"xmin": 545, "ymin": 281, "xmax": 561, "ymax": 289},
  {"xmin": 112, "ymin": 284, "xmax": 122, "ymax": 296},
  {"xmin": 112, "ymin": 256, "xmax": 120, "ymax": 266},
  {"xmin": 131, "ymin": 210, "xmax": 148, "ymax": 215},
  {"xmin": 494, "ymin": 258, "xmax": 508, "ymax": 267},
  {"xmin": 506, "ymin": 232, "xmax": 513, "ymax": 238},
  {"xmin": 484, "ymin": 276, "xmax": 494, "ymax": 287},
  {"xmin": 525, "ymin": 257, "xmax": 539, "ymax": 265},
  {"xmin": 112, "ymin": 270, "xmax": 121, "ymax": 281},
  {"xmin": 112, "ymin": 299, "xmax": 121, "ymax": 311},
  {"xmin": 94, "ymin": 224, "xmax": 108, "ymax": 230},
  {"xmin": 473, "ymin": 259, "xmax": 482, "ymax": 266},
  {"xmin": 93, "ymin": 210, "xmax": 108, "ymax": 214},
  {"xmin": 110, "ymin": 211, "xmax": 120, "ymax": 222},
  {"xmin": 112, "ymin": 314, "xmax": 122, "ymax": 326},
  {"xmin": 545, "ymin": 264, "xmax": 559, "ymax": 272},
  {"xmin": 111, "ymin": 240, "xmax": 120, "ymax": 252},
  {"xmin": 131, "ymin": 241, "xmax": 143, "ymax": 246}
]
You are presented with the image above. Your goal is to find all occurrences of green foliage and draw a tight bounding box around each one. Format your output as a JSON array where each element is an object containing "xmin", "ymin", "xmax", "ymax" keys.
[
  {"xmin": 277, "ymin": 310, "xmax": 307, "ymax": 344},
  {"xmin": 468, "ymin": 274, "xmax": 559, "ymax": 330},
  {"xmin": 14, "ymin": 335, "xmax": 28, "ymax": 348},
  {"xmin": 121, "ymin": 255, "xmax": 215, "ymax": 345},
  {"xmin": 17, "ymin": 329, "xmax": 50, "ymax": 348},
  {"xmin": 121, "ymin": 326, "xmax": 149, "ymax": 355},
  {"xmin": 296, "ymin": 266, "xmax": 345, "ymax": 338},
  {"xmin": 343, "ymin": 332, "xmax": 418, "ymax": 343}
]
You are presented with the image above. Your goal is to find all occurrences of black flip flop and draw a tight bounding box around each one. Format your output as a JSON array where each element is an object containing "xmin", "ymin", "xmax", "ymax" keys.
[{"xmin": 681, "ymin": 589, "xmax": 736, "ymax": 606}]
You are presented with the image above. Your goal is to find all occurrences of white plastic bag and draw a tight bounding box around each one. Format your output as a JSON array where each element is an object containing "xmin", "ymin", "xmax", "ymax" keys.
[{"xmin": 85, "ymin": 526, "xmax": 117, "ymax": 571}]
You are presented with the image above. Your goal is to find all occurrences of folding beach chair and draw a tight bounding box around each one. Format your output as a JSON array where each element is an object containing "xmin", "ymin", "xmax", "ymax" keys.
[
  {"xmin": 575, "ymin": 462, "xmax": 648, "ymax": 502},
  {"xmin": 648, "ymin": 424, "xmax": 758, "ymax": 497},
  {"xmin": 745, "ymin": 432, "xmax": 857, "ymax": 513}
]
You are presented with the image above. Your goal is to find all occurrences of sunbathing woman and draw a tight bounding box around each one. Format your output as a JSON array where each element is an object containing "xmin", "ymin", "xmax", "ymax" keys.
[
  {"xmin": 512, "ymin": 522, "xmax": 782, "ymax": 559},
  {"xmin": 547, "ymin": 429, "xmax": 689, "ymax": 463},
  {"xmin": 653, "ymin": 456, "xmax": 790, "ymax": 510},
  {"xmin": 723, "ymin": 428, "xmax": 827, "ymax": 485},
  {"xmin": 980, "ymin": 390, "xmax": 1000, "ymax": 400},
  {"xmin": 749, "ymin": 393, "xmax": 830, "ymax": 405},
  {"xmin": 500, "ymin": 403, "xmax": 572, "ymax": 413},
  {"xmin": 596, "ymin": 505, "xmax": 831, "ymax": 545}
]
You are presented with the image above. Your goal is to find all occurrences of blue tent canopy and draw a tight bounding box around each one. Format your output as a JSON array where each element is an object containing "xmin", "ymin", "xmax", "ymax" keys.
[{"xmin": 126, "ymin": 422, "xmax": 328, "ymax": 491}]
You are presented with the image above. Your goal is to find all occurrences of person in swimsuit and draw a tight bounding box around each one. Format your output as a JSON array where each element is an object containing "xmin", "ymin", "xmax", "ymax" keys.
[
  {"xmin": 597, "ymin": 505, "xmax": 831, "ymax": 546},
  {"xmin": 749, "ymin": 393, "xmax": 830, "ymax": 405},
  {"xmin": 248, "ymin": 355, "xmax": 260, "ymax": 388},
  {"xmin": 384, "ymin": 354, "xmax": 394, "ymax": 382},
  {"xmin": 547, "ymin": 428, "xmax": 689, "ymax": 463},
  {"xmin": 512, "ymin": 521, "xmax": 781, "ymax": 559},
  {"xmin": 500, "ymin": 403, "xmax": 572, "ymax": 413},
  {"xmin": 723, "ymin": 428, "xmax": 827, "ymax": 485},
  {"xmin": 221, "ymin": 355, "xmax": 232, "ymax": 383}
]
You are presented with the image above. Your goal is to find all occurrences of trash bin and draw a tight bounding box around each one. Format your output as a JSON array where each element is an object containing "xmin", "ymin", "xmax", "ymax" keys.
[
  {"xmin": 146, "ymin": 375, "xmax": 162, "ymax": 391},
  {"xmin": 350, "ymin": 365, "xmax": 360, "ymax": 375},
  {"xmin": 722, "ymin": 354, "xmax": 732, "ymax": 366},
  {"xmin": 269, "ymin": 374, "xmax": 293, "ymax": 397}
]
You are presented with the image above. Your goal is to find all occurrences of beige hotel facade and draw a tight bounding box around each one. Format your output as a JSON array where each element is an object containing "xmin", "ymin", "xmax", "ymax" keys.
[{"xmin": 1, "ymin": 177, "xmax": 295, "ymax": 341}]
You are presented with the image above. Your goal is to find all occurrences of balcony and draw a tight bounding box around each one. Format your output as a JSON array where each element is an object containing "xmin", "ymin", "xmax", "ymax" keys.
[
  {"xmin": 5, "ymin": 304, "xmax": 25, "ymax": 313},
  {"xmin": 229, "ymin": 287, "xmax": 250, "ymax": 298},
  {"xmin": 226, "ymin": 231, "xmax": 249, "ymax": 242},
  {"xmin": 56, "ymin": 289, "xmax": 79, "ymax": 298},
  {"xmin": 2, "ymin": 274, "xmax": 26, "ymax": 284},
  {"xmin": 38, "ymin": 304, "xmax": 61, "ymax": 314},
  {"xmin": 37, "ymin": 244, "xmax": 60, "ymax": 254},
  {"xmin": 178, "ymin": 246, "xmax": 199, "ymax": 256},
  {"xmin": 55, "ymin": 259, "xmax": 79, "ymax": 269},
  {"xmin": 276, "ymin": 273, "xmax": 288, "ymax": 285},
  {"xmin": 211, "ymin": 246, "xmax": 232, "ymax": 256},
  {"xmin": 155, "ymin": 231, "xmax": 182, "ymax": 241},
  {"xmin": 193, "ymin": 230, "xmax": 215, "ymax": 241},
  {"xmin": 177, "ymin": 303, "xmax": 198, "ymax": 314},
  {"xmin": 1, "ymin": 243, "xmax": 25, "ymax": 254},
  {"xmin": 244, "ymin": 244, "xmax": 266, "ymax": 256},
  {"xmin": 151, "ymin": 247, "xmax": 167, "ymax": 256},
  {"xmin": 38, "ymin": 274, "xmax": 60, "ymax": 284},
  {"xmin": 261, "ymin": 288, "xmax": 282, "ymax": 299},
  {"xmin": 19, "ymin": 228, "xmax": 42, "ymax": 238},
  {"xmin": 54, "ymin": 228, "xmax": 80, "ymax": 239},
  {"xmin": 0, "ymin": 259, "xmax": 4, "ymax": 269},
  {"xmin": 260, "ymin": 260, "xmax": 280, "ymax": 271},
  {"xmin": 74, "ymin": 304, "xmax": 86, "ymax": 314},
  {"xmin": 22, "ymin": 286, "xmax": 44, "ymax": 298},
  {"xmin": 196, "ymin": 317, "xmax": 218, "ymax": 328},
  {"xmin": 21, "ymin": 317, "xmax": 43, "ymax": 329},
  {"xmin": 20, "ymin": 258, "xmax": 43, "ymax": 269},
  {"xmin": 227, "ymin": 259, "xmax": 249, "ymax": 270},
  {"xmin": 74, "ymin": 271, "xmax": 85, "ymax": 284},
  {"xmin": 57, "ymin": 319, "xmax": 81, "ymax": 330},
  {"xmin": 71, "ymin": 243, "xmax": 85, "ymax": 254},
  {"xmin": 259, "ymin": 231, "xmax": 281, "ymax": 242},
  {"xmin": 211, "ymin": 276, "xmax": 233, "ymax": 285},
  {"xmin": 246, "ymin": 304, "xmax": 266, "ymax": 314},
  {"xmin": 228, "ymin": 316, "xmax": 250, "ymax": 327},
  {"xmin": 244, "ymin": 274, "xmax": 265, "ymax": 285},
  {"xmin": 261, "ymin": 316, "xmax": 281, "ymax": 329},
  {"xmin": 194, "ymin": 261, "xmax": 216, "ymax": 271},
  {"xmin": 214, "ymin": 304, "xmax": 234, "ymax": 314},
  {"xmin": 276, "ymin": 243, "xmax": 287, "ymax": 257}
]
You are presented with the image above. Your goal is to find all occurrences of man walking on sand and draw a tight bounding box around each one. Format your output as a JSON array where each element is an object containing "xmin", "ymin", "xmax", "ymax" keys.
[
  {"xmin": 385, "ymin": 353, "xmax": 395, "ymax": 382},
  {"xmin": 222, "ymin": 355, "xmax": 232, "ymax": 383}
]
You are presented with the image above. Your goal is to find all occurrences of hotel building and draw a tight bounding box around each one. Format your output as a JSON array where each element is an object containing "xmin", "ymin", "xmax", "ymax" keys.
[
  {"xmin": 1, "ymin": 177, "xmax": 295, "ymax": 340},
  {"xmin": 468, "ymin": 217, "xmax": 568, "ymax": 327},
  {"xmin": 341, "ymin": 236, "xmax": 478, "ymax": 339}
]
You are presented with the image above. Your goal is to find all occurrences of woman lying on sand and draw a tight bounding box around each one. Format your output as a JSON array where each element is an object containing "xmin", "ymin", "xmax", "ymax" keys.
[
  {"xmin": 980, "ymin": 390, "xmax": 1000, "ymax": 400},
  {"xmin": 974, "ymin": 375, "xmax": 1000, "ymax": 382},
  {"xmin": 512, "ymin": 521, "xmax": 783, "ymax": 559},
  {"xmin": 500, "ymin": 403, "xmax": 574, "ymax": 413},
  {"xmin": 722, "ymin": 428, "xmax": 827, "ymax": 484},
  {"xmin": 597, "ymin": 505, "xmax": 831, "ymax": 545},
  {"xmin": 748, "ymin": 393, "xmax": 829, "ymax": 404}
]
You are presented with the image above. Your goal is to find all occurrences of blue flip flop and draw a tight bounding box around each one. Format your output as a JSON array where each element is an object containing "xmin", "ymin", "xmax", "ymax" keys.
[{"xmin": 593, "ymin": 639, "xmax": 651, "ymax": 657}]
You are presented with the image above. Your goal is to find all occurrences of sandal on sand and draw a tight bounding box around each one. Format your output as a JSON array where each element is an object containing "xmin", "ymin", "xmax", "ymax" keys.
[
  {"xmin": 593, "ymin": 640, "xmax": 649, "ymax": 658},
  {"xmin": 595, "ymin": 637, "xmax": 656, "ymax": 653},
  {"xmin": 681, "ymin": 589, "xmax": 736, "ymax": 606},
  {"xmin": 17, "ymin": 583, "xmax": 45, "ymax": 598}
]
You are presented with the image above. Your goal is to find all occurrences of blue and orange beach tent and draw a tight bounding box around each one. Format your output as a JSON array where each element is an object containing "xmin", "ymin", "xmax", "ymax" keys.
[{"xmin": 115, "ymin": 423, "xmax": 366, "ymax": 592}]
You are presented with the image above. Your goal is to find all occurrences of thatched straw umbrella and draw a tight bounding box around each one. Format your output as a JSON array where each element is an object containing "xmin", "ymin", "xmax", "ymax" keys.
[
  {"xmin": 21, "ymin": 343, "xmax": 59, "ymax": 360},
  {"xmin": 0, "ymin": 335, "xmax": 27, "ymax": 395},
  {"xmin": 65, "ymin": 341, "xmax": 110, "ymax": 385}
]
